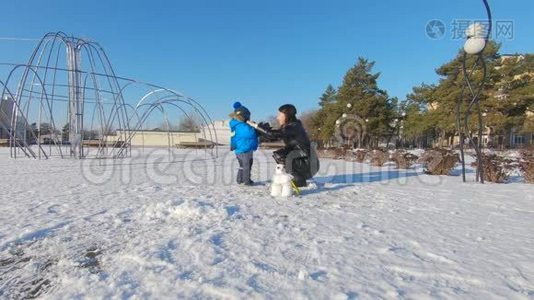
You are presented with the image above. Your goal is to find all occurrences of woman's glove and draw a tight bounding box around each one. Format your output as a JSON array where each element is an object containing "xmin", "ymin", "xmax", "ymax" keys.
[{"xmin": 258, "ymin": 122, "xmax": 272, "ymax": 131}]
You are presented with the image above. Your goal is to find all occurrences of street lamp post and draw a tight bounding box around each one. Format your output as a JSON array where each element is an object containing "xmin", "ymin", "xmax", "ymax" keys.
[{"xmin": 455, "ymin": 0, "xmax": 492, "ymax": 184}]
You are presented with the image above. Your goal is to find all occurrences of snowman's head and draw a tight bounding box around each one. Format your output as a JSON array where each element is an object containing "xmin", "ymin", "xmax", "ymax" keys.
[{"xmin": 275, "ymin": 164, "xmax": 285, "ymax": 174}]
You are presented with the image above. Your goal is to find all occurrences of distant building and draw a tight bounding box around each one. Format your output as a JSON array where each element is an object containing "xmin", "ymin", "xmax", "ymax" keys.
[
  {"xmin": 0, "ymin": 96, "xmax": 15, "ymax": 140},
  {"xmin": 205, "ymin": 120, "xmax": 232, "ymax": 146},
  {"xmin": 499, "ymin": 54, "xmax": 526, "ymax": 63},
  {"xmin": 0, "ymin": 96, "xmax": 36, "ymax": 144},
  {"xmin": 105, "ymin": 120, "xmax": 233, "ymax": 147},
  {"xmin": 109, "ymin": 129, "xmax": 201, "ymax": 147}
]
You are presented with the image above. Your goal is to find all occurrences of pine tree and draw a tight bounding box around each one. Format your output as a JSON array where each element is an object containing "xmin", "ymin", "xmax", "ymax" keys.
[
  {"xmin": 336, "ymin": 57, "xmax": 394, "ymax": 148},
  {"xmin": 318, "ymin": 85, "xmax": 337, "ymax": 107},
  {"xmin": 62, "ymin": 123, "xmax": 69, "ymax": 141},
  {"xmin": 494, "ymin": 54, "xmax": 534, "ymax": 135},
  {"xmin": 403, "ymin": 84, "xmax": 437, "ymax": 148},
  {"xmin": 403, "ymin": 41, "xmax": 501, "ymax": 147},
  {"xmin": 312, "ymin": 57, "xmax": 395, "ymax": 148}
]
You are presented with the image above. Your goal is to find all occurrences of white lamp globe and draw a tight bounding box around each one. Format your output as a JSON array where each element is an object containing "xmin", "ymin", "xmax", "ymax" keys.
[
  {"xmin": 335, "ymin": 120, "xmax": 341, "ymax": 125},
  {"xmin": 347, "ymin": 103, "xmax": 352, "ymax": 108},
  {"xmin": 464, "ymin": 38, "xmax": 486, "ymax": 54},
  {"xmin": 465, "ymin": 23, "xmax": 485, "ymax": 39},
  {"xmin": 342, "ymin": 113, "xmax": 348, "ymax": 118}
]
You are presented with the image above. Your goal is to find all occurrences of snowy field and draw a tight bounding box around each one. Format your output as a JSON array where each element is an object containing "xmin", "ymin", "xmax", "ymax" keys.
[{"xmin": 1, "ymin": 147, "xmax": 533, "ymax": 299}]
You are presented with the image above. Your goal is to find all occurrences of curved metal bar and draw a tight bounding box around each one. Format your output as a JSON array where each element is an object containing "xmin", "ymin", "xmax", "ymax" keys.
[
  {"xmin": 84, "ymin": 44, "xmax": 120, "ymax": 157},
  {"xmin": 462, "ymin": 55, "xmax": 487, "ymax": 183},
  {"xmin": 156, "ymin": 97, "xmax": 212, "ymax": 153},
  {"xmin": 456, "ymin": 53, "xmax": 482, "ymax": 182},
  {"xmin": 3, "ymin": 65, "xmax": 59, "ymax": 159},
  {"xmin": 482, "ymin": 0, "xmax": 492, "ymax": 42},
  {"xmin": 0, "ymin": 80, "xmax": 35, "ymax": 158},
  {"xmin": 84, "ymin": 43, "xmax": 131, "ymax": 137},
  {"xmin": 32, "ymin": 37, "xmax": 65, "ymax": 158},
  {"xmin": 136, "ymin": 89, "xmax": 217, "ymax": 156},
  {"xmin": 116, "ymin": 103, "xmax": 145, "ymax": 154},
  {"xmin": 86, "ymin": 43, "xmax": 134, "ymax": 157},
  {"xmin": 115, "ymin": 90, "xmax": 186, "ymax": 157},
  {"xmin": 136, "ymin": 92, "xmax": 212, "ymax": 148}
]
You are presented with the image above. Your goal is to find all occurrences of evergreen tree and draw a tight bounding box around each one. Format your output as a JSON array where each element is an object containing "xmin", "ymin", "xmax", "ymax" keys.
[
  {"xmin": 312, "ymin": 57, "xmax": 395, "ymax": 148},
  {"xmin": 62, "ymin": 123, "xmax": 69, "ymax": 141},
  {"xmin": 404, "ymin": 41, "xmax": 502, "ymax": 146},
  {"xmin": 318, "ymin": 85, "xmax": 337, "ymax": 107},
  {"xmin": 493, "ymin": 54, "xmax": 534, "ymax": 135},
  {"xmin": 336, "ymin": 57, "xmax": 394, "ymax": 147},
  {"xmin": 39, "ymin": 122, "xmax": 51, "ymax": 135},
  {"xmin": 308, "ymin": 43, "xmax": 532, "ymax": 149},
  {"xmin": 403, "ymin": 85, "xmax": 437, "ymax": 148}
]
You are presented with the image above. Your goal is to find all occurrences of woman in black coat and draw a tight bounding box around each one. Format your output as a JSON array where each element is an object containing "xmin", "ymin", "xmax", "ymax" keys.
[{"xmin": 248, "ymin": 104, "xmax": 319, "ymax": 187}]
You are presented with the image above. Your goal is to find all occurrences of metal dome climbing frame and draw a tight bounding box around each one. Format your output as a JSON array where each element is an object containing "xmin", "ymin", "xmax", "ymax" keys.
[{"xmin": 0, "ymin": 32, "xmax": 218, "ymax": 159}]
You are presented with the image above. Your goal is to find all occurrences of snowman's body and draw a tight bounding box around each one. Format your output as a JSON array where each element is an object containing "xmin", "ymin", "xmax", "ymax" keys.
[{"xmin": 271, "ymin": 164, "xmax": 293, "ymax": 197}]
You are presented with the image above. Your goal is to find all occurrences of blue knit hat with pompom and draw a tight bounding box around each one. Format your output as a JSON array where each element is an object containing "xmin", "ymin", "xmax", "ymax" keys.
[{"xmin": 232, "ymin": 101, "xmax": 250, "ymax": 121}]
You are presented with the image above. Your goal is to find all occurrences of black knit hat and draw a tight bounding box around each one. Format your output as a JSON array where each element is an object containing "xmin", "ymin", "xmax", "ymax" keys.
[{"xmin": 278, "ymin": 104, "xmax": 297, "ymax": 122}]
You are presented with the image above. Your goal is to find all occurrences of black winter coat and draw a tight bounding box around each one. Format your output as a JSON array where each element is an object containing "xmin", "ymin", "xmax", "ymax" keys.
[
  {"xmin": 262, "ymin": 120, "xmax": 310, "ymax": 153},
  {"xmin": 259, "ymin": 120, "xmax": 319, "ymax": 182}
]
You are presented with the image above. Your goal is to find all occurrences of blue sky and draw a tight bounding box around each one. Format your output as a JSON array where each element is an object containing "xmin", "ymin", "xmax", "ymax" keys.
[{"xmin": 1, "ymin": 0, "xmax": 533, "ymax": 121}]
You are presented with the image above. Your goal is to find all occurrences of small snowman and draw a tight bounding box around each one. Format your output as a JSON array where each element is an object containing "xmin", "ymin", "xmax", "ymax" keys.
[{"xmin": 271, "ymin": 164, "xmax": 294, "ymax": 197}]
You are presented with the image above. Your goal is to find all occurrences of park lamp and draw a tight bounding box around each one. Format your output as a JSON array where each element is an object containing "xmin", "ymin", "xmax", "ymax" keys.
[
  {"xmin": 464, "ymin": 22, "xmax": 486, "ymax": 55},
  {"xmin": 456, "ymin": 0, "xmax": 492, "ymax": 184}
]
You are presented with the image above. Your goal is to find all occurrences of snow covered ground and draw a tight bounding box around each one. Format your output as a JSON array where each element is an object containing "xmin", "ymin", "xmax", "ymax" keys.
[{"xmin": 0, "ymin": 147, "xmax": 533, "ymax": 299}]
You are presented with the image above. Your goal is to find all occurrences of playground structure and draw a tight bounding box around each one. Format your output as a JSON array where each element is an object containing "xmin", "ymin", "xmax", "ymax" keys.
[{"xmin": 0, "ymin": 32, "xmax": 217, "ymax": 159}]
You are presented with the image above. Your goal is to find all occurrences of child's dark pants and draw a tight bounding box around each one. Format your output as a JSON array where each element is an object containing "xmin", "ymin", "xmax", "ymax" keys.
[{"xmin": 236, "ymin": 151, "xmax": 254, "ymax": 184}]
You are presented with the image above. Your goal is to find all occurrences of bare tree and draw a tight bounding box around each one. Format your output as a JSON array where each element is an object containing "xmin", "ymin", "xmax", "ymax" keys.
[
  {"xmin": 177, "ymin": 116, "xmax": 200, "ymax": 132},
  {"xmin": 261, "ymin": 115, "xmax": 278, "ymax": 127},
  {"xmin": 299, "ymin": 110, "xmax": 317, "ymax": 134}
]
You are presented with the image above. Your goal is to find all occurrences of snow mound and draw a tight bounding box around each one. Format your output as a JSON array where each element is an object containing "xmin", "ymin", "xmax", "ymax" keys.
[{"xmin": 138, "ymin": 198, "xmax": 225, "ymax": 223}]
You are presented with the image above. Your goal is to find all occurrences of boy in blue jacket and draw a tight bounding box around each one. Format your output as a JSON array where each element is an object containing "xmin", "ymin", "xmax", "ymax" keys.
[{"xmin": 229, "ymin": 102, "xmax": 258, "ymax": 185}]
